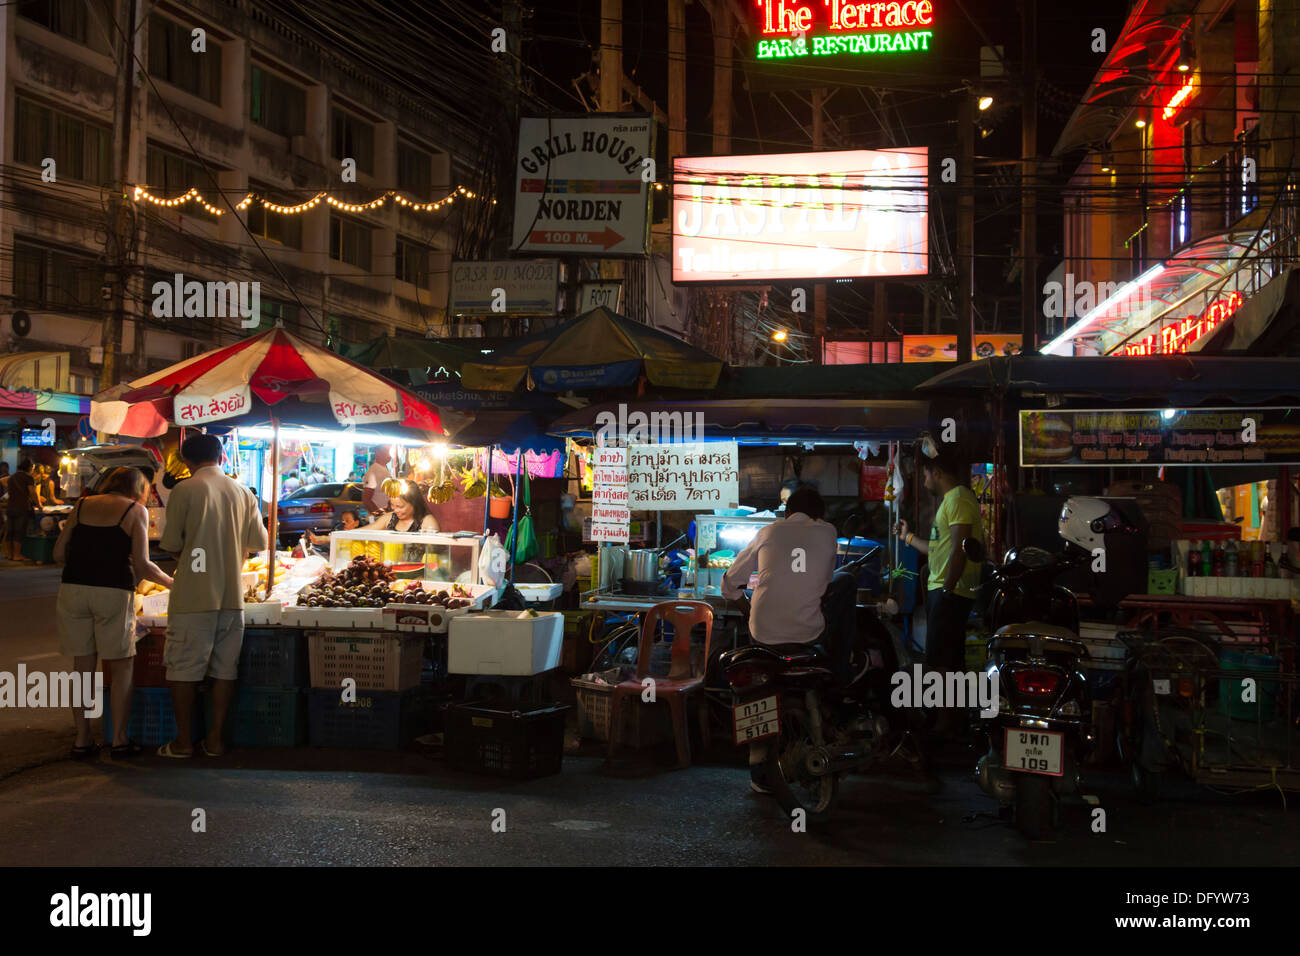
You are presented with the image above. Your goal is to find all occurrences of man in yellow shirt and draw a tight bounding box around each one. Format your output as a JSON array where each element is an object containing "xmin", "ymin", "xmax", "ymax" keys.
[{"xmin": 894, "ymin": 449, "xmax": 984, "ymax": 732}]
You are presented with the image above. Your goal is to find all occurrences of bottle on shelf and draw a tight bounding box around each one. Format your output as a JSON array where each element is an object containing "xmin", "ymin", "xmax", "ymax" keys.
[
  {"xmin": 1187, "ymin": 540, "xmax": 1202, "ymax": 577},
  {"xmin": 1264, "ymin": 545, "xmax": 1279, "ymax": 578},
  {"xmin": 1224, "ymin": 538, "xmax": 1239, "ymax": 578},
  {"xmin": 1212, "ymin": 540, "xmax": 1226, "ymax": 577},
  {"xmin": 1200, "ymin": 538, "xmax": 1213, "ymax": 577},
  {"xmin": 1252, "ymin": 540, "xmax": 1265, "ymax": 577}
]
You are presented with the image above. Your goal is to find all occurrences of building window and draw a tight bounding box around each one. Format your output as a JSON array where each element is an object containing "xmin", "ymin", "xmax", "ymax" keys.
[
  {"xmin": 331, "ymin": 108, "xmax": 374, "ymax": 174},
  {"xmin": 329, "ymin": 314, "xmax": 381, "ymax": 345},
  {"xmin": 148, "ymin": 13, "xmax": 222, "ymax": 104},
  {"xmin": 146, "ymin": 144, "xmax": 219, "ymax": 218},
  {"xmin": 247, "ymin": 297, "xmax": 299, "ymax": 335},
  {"xmin": 247, "ymin": 188, "xmax": 302, "ymax": 248},
  {"xmin": 397, "ymin": 142, "xmax": 432, "ymax": 199},
  {"xmin": 13, "ymin": 240, "xmax": 101, "ymax": 312},
  {"xmin": 20, "ymin": 0, "xmax": 112, "ymax": 54},
  {"xmin": 14, "ymin": 95, "xmax": 111, "ymax": 185},
  {"xmin": 250, "ymin": 66, "xmax": 306, "ymax": 137},
  {"xmin": 329, "ymin": 216, "xmax": 372, "ymax": 269},
  {"xmin": 395, "ymin": 236, "xmax": 429, "ymax": 285}
]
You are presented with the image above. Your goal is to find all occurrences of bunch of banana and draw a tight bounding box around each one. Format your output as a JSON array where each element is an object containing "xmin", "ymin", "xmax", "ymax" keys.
[
  {"xmin": 459, "ymin": 465, "xmax": 486, "ymax": 499},
  {"xmin": 428, "ymin": 480, "xmax": 455, "ymax": 504},
  {"xmin": 381, "ymin": 477, "xmax": 407, "ymax": 500}
]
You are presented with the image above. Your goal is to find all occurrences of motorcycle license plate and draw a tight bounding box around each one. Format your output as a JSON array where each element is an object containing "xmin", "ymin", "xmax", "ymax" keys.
[
  {"xmin": 733, "ymin": 695, "xmax": 780, "ymax": 746},
  {"xmin": 1004, "ymin": 728, "xmax": 1063, "ymax": 777}
]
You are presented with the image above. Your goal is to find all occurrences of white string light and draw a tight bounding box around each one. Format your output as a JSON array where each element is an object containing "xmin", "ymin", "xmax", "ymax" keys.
[{"xmin": 131, "ymin": 184, "xmax": 484, "ymax": 216}]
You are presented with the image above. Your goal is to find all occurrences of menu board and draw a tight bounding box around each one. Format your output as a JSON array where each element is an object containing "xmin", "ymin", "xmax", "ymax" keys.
[
  {"xmin": 591, "ymin": 446, "xmax": 630, "ymax": 541},
  {"xmin": 627, "ymin": 442, "xmax": 740, "ymax": 510},
  {"xmin": 1020, "ymin": 407, "xmax": 1300, "ymax": 467}
]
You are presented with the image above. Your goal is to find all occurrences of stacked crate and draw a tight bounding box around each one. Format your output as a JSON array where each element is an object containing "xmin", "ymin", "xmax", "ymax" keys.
[
  {"xmin": 205, "ymin": 628, "xmax": 310, "ymax": 748},
  {"xmin": 305, "ymin": 629, "xmax": 432, "ymax": 750},
  {"xmin": 101, "ymin": 627, "xmax": 204, "ymax": 746}
]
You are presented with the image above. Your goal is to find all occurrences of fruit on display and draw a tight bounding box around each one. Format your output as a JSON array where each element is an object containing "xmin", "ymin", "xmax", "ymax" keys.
[{"xmin": 298, "ymin": 555, "xmax": 476, "ymax": 609}]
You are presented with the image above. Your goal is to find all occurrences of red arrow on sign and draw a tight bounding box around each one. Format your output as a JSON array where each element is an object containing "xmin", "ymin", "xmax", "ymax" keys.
[{"xmin": 529, "ymin": 227, "xmax": 624, "ymax": 250}]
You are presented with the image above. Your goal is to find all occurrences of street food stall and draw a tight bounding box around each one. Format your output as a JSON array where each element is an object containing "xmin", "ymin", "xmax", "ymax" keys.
[
  {"xmin": 919, "ymin": 354, "xmax": 1300, "ymax": 792},
  {"xmin": 545, "ymin": 397, "xmax": 934, "ymax": 752}
]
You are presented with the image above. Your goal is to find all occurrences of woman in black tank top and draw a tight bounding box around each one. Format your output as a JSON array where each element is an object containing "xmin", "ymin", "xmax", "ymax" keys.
[{"xmin": 53, "ymin": 467, "xmax": 173, "ymax": 759}]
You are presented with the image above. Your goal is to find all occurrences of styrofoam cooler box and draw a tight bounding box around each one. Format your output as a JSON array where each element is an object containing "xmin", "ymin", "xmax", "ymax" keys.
[
  {"xmin": 515, "ymin": 583, "xmax": 563, "ymax": 603},
  {"xmin": 448, "ymin": 610, "xmax": 564, "ymax": 675}
]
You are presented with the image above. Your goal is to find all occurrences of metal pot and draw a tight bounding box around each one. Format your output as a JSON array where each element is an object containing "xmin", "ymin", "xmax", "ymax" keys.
[
  {"xmin": 622, "ymin": 534, "xmax": 688, "ymax": 583},
  {"xmin": 624, "ymin": 549, "xmax": 662, "ymax": 583}
]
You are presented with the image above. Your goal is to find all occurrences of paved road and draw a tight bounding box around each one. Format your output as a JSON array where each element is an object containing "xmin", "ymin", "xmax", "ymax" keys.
[{"xmin": 0, "ymin": 742, "xmax": 1294, "ymax": 866}]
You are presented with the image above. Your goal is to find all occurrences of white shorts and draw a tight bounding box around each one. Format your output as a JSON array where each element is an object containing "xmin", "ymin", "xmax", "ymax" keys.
[
  {"xmin": 164, "ymin": 610, "xmax": 245, "ymax": 682},
  {"xmin": 57, "ymin": 583, "xmax": 137, "ymax": 660}
]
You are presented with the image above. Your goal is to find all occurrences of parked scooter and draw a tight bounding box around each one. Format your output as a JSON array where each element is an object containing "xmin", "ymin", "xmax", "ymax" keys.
[
  {"xmin": 719, "ymin": 547, "xmax": 927, "ymax": 823},
  {"xmin": 963, "ymin": 498, "xmax": 1132, "ymax": 837}
]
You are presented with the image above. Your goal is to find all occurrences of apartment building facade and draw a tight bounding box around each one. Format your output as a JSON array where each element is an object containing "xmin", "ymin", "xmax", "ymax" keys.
[
  {"xmin": 1, "ymin": 0, "xmax": 494, "ymax": 398},
  {"xmin": 1047, "ymin": 0, "xmax": 1300, "ymax": 356}
]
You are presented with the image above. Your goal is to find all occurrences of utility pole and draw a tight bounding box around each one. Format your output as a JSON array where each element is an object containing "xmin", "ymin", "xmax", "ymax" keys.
[
  {"xmin": 101, "ymin": 0, "xmax": 137, "ymax": 391},
  {"xmin": 599, "ymin": 0, "xmax": 623, "ymax": 301},
  {"xmin": 957, "ymin": 93, "xmax": 975, "ymax": 365},
  {"xmin": 812, "ymin": 88, "xmax": 826, "ymax": 363},
  {"xmin": 1020, "ymin": 0, "xmax": 1038, "ymax": 355}
]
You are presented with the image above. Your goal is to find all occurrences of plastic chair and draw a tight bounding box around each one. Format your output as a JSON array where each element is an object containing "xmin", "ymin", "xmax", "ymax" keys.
[{"xmin": 608, "ymin": 600, "xmax": 714, "ymax": 768}]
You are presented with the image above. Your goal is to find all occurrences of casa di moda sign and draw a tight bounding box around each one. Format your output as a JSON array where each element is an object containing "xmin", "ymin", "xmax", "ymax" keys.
[
  {"xmin": 673, "ymin": 148, "xmax": 928, "ymax": 283},
  {"xmin": 512, "ymin": 114, "xmax": 654, "ymax": 257}
]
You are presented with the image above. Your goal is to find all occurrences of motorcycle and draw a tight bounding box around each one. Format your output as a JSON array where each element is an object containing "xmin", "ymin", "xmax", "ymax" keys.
[
  {"xmin": 963, "ymin": 497, "xmax": 1129, "ymax": 838},
  {"xmin": 719, "ymin": 546, "xmax": 928, "ymax": 823}
]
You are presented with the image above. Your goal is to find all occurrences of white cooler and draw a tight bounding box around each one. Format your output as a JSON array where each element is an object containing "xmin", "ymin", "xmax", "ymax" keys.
[{"xmin": 448, "ymin": 610, "xmax": 564, "ymax": 676}]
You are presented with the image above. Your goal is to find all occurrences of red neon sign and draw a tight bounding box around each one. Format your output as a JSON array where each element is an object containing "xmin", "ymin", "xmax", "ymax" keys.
[
  {"xmin": 1163, "ymin": 72, "xmax": 1198, "ymax": 121},
  {"xmin": 757, "ymin": 0, "xmax": 935, "ymax": 35},
  {"xmin": 1121, "ymin": 292, "xmax": 1242, "ymax": 356}
]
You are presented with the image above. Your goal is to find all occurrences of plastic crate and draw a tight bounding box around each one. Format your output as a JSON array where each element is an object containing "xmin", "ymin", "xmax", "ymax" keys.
[
  {"xmin": 101, "ymin": 687, "xmax": 204, "ymax": 747},
  {"xmin": 307, "ymin": 629, "xmax": 424, "ymax": 692},
  {"xmin": 1147, "ymin": 568, "xmax": 1179, "ymax": 595},
  {"xmin": 103, "ymin": 629, "xmax": 169, "ymax": 688},
  {"xmin": 239, "ymin": 628, "xmax": 308, "ymax": 688},
  {"xmin": 205, "ymin": 687, "xmax": 306, "ymax": 748},
  {"xmin": 444, "ymin": 701, "xmax": 569, "ymax": 779},
  {"xmin": 570, "ymin": 678, "xmax": 667, "ymax": 747},
  {"xmin": 307, "ymin": 686, "xmax": 432, "ymax": 750}
]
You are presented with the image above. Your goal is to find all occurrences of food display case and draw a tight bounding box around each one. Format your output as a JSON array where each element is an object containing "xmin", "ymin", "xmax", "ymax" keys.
[
  {"xmin": 692, "ymin": 514, "xmax": 776, "ymax": 596},
  {"xmin": 327, "ymin": 529, "xmax": 484, "ymax": 586}
]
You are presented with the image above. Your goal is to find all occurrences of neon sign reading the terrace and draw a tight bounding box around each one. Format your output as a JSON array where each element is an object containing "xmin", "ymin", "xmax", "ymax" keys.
[
  {"xmin": 755, "ymin": 0, "xmax": 935, "ymax": 60},
  {"xmin": 1121, "ymin": 292, "xmax": 1243, "ymax": 356}
]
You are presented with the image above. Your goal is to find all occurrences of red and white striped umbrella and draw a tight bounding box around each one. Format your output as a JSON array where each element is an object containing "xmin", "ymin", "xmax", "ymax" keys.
[{"xmin": 90, "ymin": 329, "xmax": 443, "ymax": 437}]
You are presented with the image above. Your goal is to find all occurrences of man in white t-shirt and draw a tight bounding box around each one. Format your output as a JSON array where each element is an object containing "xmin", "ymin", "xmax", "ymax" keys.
[{"xmin": 362, "ymin": 446, "xmax": 393, "ymax": 513}]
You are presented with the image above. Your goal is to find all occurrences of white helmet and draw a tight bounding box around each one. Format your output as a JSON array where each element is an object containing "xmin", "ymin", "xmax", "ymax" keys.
[{"xmin": 1059, "ymin": 496, "xmax": 1125, "ymax": 551}]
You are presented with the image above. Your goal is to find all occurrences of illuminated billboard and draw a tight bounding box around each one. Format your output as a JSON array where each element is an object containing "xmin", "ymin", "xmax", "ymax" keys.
[{"xmin": 672, "ymin": 148, "xmax": 929, "ymax": 283}]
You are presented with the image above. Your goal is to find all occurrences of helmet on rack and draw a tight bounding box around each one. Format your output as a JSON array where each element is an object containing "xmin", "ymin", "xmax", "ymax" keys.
[{"xmin": 1059, "ymin": 497, "xmax": 1133, "ymax": 552}]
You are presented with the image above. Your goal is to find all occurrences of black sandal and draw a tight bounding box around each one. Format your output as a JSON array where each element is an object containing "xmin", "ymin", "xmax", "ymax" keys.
[
  {"xmin": 70, "ymin": 743, "xmax": 101, "ymax": 759},
  {"xmin": 110, "ymin": 740, "xmax": 145, "ymax": 758}
]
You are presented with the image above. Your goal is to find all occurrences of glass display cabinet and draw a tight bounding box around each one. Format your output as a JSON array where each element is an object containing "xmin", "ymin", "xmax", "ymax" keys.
[{"xmin": 328, "ymin": 529, "xmax": 485, "ymax": 586}]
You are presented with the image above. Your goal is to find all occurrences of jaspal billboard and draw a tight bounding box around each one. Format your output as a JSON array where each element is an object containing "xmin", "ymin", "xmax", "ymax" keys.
[{"xmin": 671, "ymin": 148, "xmax": 928, "ymax": 283}]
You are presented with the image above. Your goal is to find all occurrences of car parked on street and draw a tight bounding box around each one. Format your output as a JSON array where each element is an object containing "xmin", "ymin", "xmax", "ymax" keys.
[{"xmin": 267, "ymin": 482, "xmax": 367, "ymax": 544}]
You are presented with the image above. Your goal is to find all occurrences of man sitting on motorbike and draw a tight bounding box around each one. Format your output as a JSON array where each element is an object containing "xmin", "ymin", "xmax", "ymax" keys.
[{"xmin": 722, "ymin": 485, "xmax": 857, "ymax": 793}]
